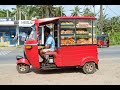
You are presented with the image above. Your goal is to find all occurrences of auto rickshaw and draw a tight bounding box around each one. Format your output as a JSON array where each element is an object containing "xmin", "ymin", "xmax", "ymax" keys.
[
  {"xmin": 16, "ymin": 16, "xmax": 99, "ymax": 74},
  {"xmin": 97, "ymin": 35, "xmax": 109, "ymax": 48}
]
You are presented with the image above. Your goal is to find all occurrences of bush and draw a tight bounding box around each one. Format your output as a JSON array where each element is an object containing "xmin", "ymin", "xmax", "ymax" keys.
[{"xmin": 109, "ymin": 32, "xmax": 120, "ymax": 45}]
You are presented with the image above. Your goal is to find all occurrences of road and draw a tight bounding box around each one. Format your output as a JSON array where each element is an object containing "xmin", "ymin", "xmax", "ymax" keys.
[
  {"xmin": 0, "ymin": 45, "xmax": 120, "ymax": 64},
  {"xmin": 0, "ymin": 46, "xmax": 24, "ymax": 64},
  {"xmin": 0, "ymin": 45, "xmax": 120, "ymax": 85},
  {"xmin": 98, "ymin": 46, "xmax": 120, "ymax": 64}
]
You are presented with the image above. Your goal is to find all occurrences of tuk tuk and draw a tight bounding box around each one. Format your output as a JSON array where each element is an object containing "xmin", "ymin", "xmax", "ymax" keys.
[
  {"xmin": 97, "ymin": 35, "xmax": 109, "ymax": 48},
  {"xmin": 16, "ymin": 16, "xmax": 99, "ymax": 74}
]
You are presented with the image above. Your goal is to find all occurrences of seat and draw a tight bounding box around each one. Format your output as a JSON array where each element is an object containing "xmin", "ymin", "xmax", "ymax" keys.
[
  {"xmin": 44, "ymin": 51, "xmax": 56, "ymax": 56},
  {"xmin": 16, "ymin": 55, "xmax": 23, "ymax": 60}
]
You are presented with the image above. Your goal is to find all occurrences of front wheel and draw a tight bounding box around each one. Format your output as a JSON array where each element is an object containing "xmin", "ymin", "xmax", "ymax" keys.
[
  {"xmin": 16, "ymin": 63, "xmax": 30, "ymax": 73},
  {"xmin": 82, "ymin": 62, "xmax": 96, "ymax": 74}
]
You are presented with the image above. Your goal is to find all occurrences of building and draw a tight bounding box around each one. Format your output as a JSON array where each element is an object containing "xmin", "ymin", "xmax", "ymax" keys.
[
  {"xmin": 15, "ymin": 20, "xmax": 34, "ymax": 46},
  {"xmin": 0, "ymin": 18, "xmax": 34, "ymax": 46}
]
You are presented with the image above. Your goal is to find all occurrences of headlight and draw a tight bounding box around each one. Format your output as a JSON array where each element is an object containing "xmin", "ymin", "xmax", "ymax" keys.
[{"xmin": 25, "ymin": 45, "xmax": 32, "ymax": 49}]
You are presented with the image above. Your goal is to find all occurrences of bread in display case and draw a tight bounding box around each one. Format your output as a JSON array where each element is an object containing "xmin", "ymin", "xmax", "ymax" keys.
[
  {"xmin": 60, "ymin": 20, "xmax": 75, "ymax": 45},
  {"xmin": 61, "ymin": 30, "xmax": 74, "ymax": 34},
  {"xmin": 60, "ymin": 20, "xmax": 97, "ymax": 45},
  {"xmin": 76, "ymin": 21, "xmax": 97, "ymax": 45},
  {"xmin": 61, "ymin": 21, "xmax": 75, "ymax": 28},
  {"xmin": 61, "ymin": 37, "xmax": 75, "ymax": 45}
]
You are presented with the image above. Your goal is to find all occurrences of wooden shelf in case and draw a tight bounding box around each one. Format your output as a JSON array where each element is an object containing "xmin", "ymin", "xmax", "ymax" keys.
[
  {"xmin": 76, "ymin": 35, "xmax": 90, "ymax": 39},
  {"xmin": 61, "ymin": 34, "xmax": 74, "ymax": 36}
]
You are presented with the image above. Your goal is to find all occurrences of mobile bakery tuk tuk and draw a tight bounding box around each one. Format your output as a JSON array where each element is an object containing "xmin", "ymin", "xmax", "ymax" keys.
[{"xmin": 16, "ymin": 16, "xmax": 99, "ymax": 74}]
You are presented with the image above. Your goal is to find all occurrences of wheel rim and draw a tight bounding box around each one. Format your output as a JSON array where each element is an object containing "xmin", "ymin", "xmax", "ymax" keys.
[
  {"xmin": 18, "ymin": 64, "xmax": 28, "ymax": 72},
  {"xmin": 86, "ymin": 63, "xmax": 94, "ymax": 72}
]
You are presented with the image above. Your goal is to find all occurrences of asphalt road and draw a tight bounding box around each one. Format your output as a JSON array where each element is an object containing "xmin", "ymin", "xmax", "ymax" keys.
[
  {"xmin": 0, "ymin": 46, "xmax": 24, "ymax": 64},
  {"xmin": 0, "ymin": 45, "xmax": 120, "ymax": 64}
]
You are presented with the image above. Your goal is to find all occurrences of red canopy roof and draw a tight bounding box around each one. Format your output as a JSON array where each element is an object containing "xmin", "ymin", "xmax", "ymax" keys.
[{"xmin": 34, "ymin": 16, "xmax": 96, "ymax": 25}]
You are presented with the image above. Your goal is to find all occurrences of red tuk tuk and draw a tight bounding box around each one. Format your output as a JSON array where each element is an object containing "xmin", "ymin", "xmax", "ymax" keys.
[
  {"xmin": 16, "ymin": 16, "xmax": 99, "ymax": 74},
  {"xmin": 97, "ymin": 35, "xmax": 109, "ymax": 48}
]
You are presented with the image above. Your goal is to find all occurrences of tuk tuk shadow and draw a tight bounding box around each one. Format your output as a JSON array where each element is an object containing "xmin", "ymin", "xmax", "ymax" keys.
[
  {"xmin": 98, "ymin": 46, "xmax": 109, "ymax": 48},
  {"xmin": 30, "ymin": 67, "xmax": 84, "ymax": 74}
]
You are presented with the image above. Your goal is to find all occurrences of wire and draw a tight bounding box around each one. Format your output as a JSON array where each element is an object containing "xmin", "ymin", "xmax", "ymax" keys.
[
  {"xmin": 103, "ymin": 5, "xmax": 108, "ymax": 15},
  {"xmin": 107, "ymin": 6, "xmax": 119, "ymax": 16}
]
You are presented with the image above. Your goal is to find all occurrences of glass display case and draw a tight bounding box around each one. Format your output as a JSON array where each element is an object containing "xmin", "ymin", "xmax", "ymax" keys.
[{"xmin": 60, "ymin": 19, "xmax": 97, "ymax": 46}]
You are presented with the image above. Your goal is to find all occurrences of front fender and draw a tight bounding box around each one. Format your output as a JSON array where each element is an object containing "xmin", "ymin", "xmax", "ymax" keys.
[
  {"xmin": 80, "ymin": 57, "xmax": 98, "ymax": 66},
  {"xmin": 16, "ymin": 58, "xmax": 30, "ymax": 65}
]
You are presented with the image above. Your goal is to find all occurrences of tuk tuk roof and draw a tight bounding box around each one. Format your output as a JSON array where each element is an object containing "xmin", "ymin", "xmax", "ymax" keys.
[{"xmin": 34, "ymin": 16, "xmax": 97, "ymax": 25}]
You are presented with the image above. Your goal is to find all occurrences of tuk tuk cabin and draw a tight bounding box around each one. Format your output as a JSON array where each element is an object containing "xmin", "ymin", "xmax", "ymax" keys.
[{"xmin": 16, "ymin": 16, "xmax": 99, "ymax": 74}]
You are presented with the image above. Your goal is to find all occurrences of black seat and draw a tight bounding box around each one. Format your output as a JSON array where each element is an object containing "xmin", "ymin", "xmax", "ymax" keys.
[{"xmin": 16, "ymin": 55, "xmax": 23, "ymax": 60}]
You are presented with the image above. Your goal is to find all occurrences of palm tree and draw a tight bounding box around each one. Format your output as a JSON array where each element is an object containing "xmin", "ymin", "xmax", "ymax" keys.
[
  {"xmin": 16, "ymin": 5, "xmax": 22, "ymax": 20},
  {"xmin": 11, "ymin": 8, "xmax": 17, "ymax": 20},
  {"xmin": 43, "ymin": 5, "xmax": 56, "ymax": 18},
  {"xmin": 70, "ymin": 5, "xmax": 81, "ymax": 16},
  {"xmin": 20, "ymin": 5, "xmax": 37, "ymax": 20},
  {"xmin": 11, "ymin": 5, "xmax": 22, "ymax": 20},
  {"xmin": 54, "ymin": 6, "xmax": 66, "ymax": 16},
  {"xmin": 82, "ymin": 7, "xmax": 95, "ymax": 16}
]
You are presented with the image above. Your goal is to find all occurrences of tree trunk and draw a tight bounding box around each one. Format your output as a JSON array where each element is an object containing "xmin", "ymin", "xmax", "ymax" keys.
[
  {"xmin": 7, "ymin": 10, "xmax": 9, "ymax": 18},
  {"xmin": 19, "ymin": 9, "xmax": 21, "ymax": 20},
  {"xmin": 25, "ymin": 15, "xmax": 27, "ymax": 20}
]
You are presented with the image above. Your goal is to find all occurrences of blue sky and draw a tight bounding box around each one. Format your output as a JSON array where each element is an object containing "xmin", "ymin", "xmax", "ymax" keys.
[{"xmin": 0, "ymin": 5, "xmax": 120, "ymax": 18}]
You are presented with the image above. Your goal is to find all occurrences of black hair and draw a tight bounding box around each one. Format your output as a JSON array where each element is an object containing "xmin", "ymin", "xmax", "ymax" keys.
[{"xmin": 44, "ymin": 26, "xmax": 50, "ymax": 34}]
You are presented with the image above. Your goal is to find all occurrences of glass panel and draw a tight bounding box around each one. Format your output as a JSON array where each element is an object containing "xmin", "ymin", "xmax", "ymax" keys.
[
  {"xmin": 75, "ymin": 19, "xmax": 97, "ymax": 45},
  {"xmin": 28, "ymin": 25, "xmax": 36, "ymax": 40},
  {"xmin": 60, "ymin": 19, "xmax": 75, "ymax": 46}
]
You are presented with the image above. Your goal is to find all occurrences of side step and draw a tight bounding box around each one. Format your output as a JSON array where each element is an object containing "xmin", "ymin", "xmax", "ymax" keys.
[{"xmin": 40, "ymin": 64, "xmax": 58, "ymax": 70}]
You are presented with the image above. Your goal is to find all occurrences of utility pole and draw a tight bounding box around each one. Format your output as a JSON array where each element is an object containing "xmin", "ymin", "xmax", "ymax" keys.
[{"xmin": 100, "ymin": 5, "xmax": 103, "ymax": 35}]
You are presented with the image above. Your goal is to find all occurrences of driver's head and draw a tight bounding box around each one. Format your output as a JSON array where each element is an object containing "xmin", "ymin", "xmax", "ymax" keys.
[{"xmin": 44, "ymin": 26, "xmax": 50, "ymax": 37}]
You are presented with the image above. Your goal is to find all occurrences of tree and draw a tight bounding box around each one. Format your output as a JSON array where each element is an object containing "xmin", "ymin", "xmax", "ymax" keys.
[
  {"xmin": 70, "ymin": 5, "xmax": 81, "ymax": 16},
  {"xmin": 82, "ymin": 7, "xmax": 95, "ymax": 16},
  {"xmin": 20, "ymin": 5, "xmax": 38, "ymax": 20},
  {"xmin": 38, "ymin": 5, "xmax": 56, "ymax": 18},
  {"xmin": 54, "ymin": 6, "xmax": 66, "ymax": 16},
  {"xmin": 0, "ymin": 9, "xmax": 7, "ymax": 17}
]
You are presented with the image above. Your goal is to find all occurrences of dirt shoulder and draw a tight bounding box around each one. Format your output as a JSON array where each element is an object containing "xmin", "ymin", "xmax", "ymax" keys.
[{"xmin": 0, "ymin": 60, "xmax": 120, "ymax": 85}]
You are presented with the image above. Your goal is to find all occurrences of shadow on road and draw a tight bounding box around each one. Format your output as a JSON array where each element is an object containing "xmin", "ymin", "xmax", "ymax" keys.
[{"xmin": 30, "ymin": 67, "xmax": 84, "ymax": 74}]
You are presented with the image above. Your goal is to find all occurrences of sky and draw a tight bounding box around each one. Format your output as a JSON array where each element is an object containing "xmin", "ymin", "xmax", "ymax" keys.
[{"xmin": 0, "ymin": 5, "xmax": 120, "ymax": 18}]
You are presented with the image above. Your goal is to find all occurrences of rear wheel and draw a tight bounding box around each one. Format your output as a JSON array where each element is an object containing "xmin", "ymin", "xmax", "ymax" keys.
[
  {"xmin": 82, "ymin": 62, "xmax": 96, "ymax": 74},
  {"xmin": 16, "ymin": 63, "xmax": 30, "ymax": 73}
]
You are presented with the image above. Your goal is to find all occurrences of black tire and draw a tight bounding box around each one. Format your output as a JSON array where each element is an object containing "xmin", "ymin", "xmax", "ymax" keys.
[
  {"xmin": 82, "ymin": 62, "xmax": 96, "ymax": 74},
  {"xmin": 16, "ymin": 63, "xmax": 30, "ymax": 73}
]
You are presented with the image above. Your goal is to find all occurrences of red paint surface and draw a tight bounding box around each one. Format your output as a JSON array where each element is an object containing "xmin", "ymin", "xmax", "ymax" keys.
[
  {"xmin": 24, "ymin": 40, "xmax": 40, "ymax": 69},
  {"xmin": 55, "ymin": 45, "xmax": 98, "ymax": 67},
  {"xmin": 16, "ymin": 58, "xmax": 30, "ymax": 65}
]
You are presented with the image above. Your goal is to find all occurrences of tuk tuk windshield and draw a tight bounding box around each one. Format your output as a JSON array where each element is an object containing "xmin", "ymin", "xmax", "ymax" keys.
[
  {"xmin": 28, "ymin": 25, "xmax": 37, "ymax": 40},
  {"xmin": 97, "ymin": 36, "xmax": 106, "ymax": 41}
]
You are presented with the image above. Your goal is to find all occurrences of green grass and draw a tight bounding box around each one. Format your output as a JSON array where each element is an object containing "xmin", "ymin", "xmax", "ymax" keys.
[{"xmin": 109, "ymin": 32, "xmax": 120, "ymax": 45}]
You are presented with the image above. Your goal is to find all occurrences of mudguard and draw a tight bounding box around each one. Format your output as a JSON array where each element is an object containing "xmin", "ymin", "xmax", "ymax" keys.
[
  {"xmin": 16, "ymin": 58, "xmax": 30, "ymax": 65},
  {"xmin": 80, "ymin": 57, "xmax": 98, "ymax": 66}
]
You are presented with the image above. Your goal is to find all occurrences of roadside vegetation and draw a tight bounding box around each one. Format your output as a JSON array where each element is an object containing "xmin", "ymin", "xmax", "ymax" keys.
[{"xmin": 0, "ymin": 5, "xmax": 120, "ymax": 46}]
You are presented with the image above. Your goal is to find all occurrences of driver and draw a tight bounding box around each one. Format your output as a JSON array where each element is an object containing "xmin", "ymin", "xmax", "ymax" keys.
[{"xmin": 39, "ymin": 26, "xmax": 55, "ymax": 63}]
